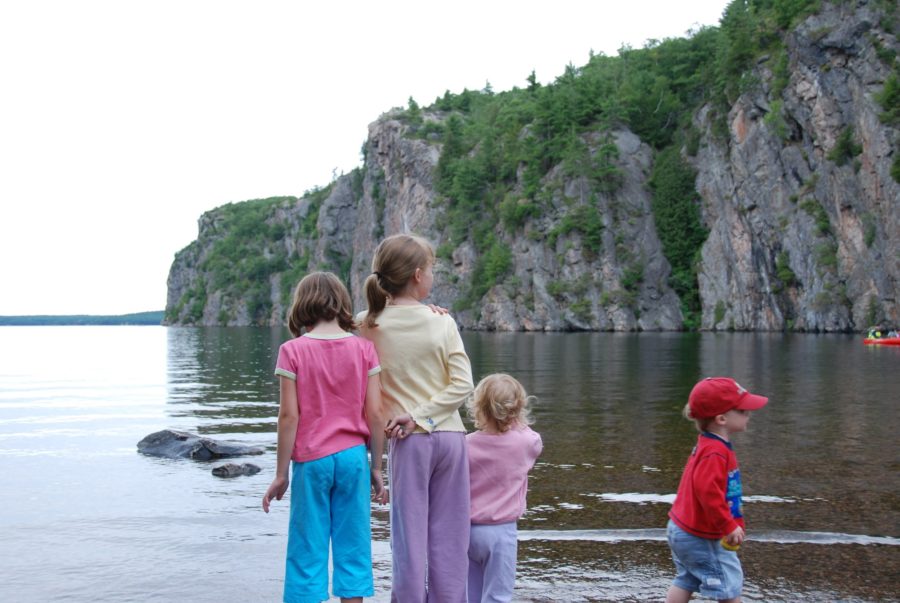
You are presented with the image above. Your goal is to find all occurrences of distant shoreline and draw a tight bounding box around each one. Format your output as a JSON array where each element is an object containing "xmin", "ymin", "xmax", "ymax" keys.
[{"xmin": 0, "ymin": 311, "xmax": 164, "ymax": 326}]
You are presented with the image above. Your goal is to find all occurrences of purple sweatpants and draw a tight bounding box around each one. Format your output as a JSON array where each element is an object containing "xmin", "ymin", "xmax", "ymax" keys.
[{"xmin": 388, "ymin": 431, "xmax": 470, "ymax": 603}]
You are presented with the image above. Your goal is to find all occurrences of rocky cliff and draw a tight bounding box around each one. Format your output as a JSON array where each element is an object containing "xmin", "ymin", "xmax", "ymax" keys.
[
  {"xmin": 166, "ymin": 1, "xmax": 898, "ymax": 331},
  {"xmin": 694, "ymin": 1, "xmax": 899, "ymax": 330}
]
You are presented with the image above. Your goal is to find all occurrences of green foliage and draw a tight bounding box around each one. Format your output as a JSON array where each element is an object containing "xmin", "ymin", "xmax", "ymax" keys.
[
  {"xmin": 455, "ymin": 235, "xmax": 513, "ymax": 310},
  {"xmin": 711, "ymin": 0, "xmax": 819, "ymax": 111},
  {"xmin": 800, "ymin": 198, "xmax": 831, "ymax": 236},
  {"xmin": 865, "ymin": 295, "xmax": 880, "ymax": 326},
  {"xmin": 371, "ymin": 168, "xmax": 387, "ymax": 239},
  {"xmin": 188, "ymin": 196, "xmax": 303, "ymax": 324},
  {"xmin": 570, "ymin": 297, "xmax": 593, "ymax": 322},
  {"xmin": 875, "ymin": 72, "xmax": 900, "ymax": 127},
  {"xmin": 771, "ymin": 48, "xmax": 790, "ymax": 97},
  {"xmin": 685, "ymin": 127, "xmax": 702, "ymax": 156},
  {"xmin": 815, "ymin": 241, "xmax": 838, "ymax": 272},
  {"xmin": 548, "ymin": 203, "xmax": 605, "ymax": 254},
  {"xmin": 649, "ymin": 146, "xmax": 708, "ymax": 325},
  {"xmin": 862, "ymin": 213, "xmax": 877, "ymax": 248},
  {"xmin": 499, "ymin": 193, "xmax": 540, "ymax": 228},
  {"xmin": 350, "ymin": 167, "xmax": 364, "ymax": 200},
  {"xmin": 424, "ymin": 5, "xmax": 827, "ymax": 304},
  {"xmin": 406, "ymin": 96, "xmax": 422, "ymax": 125},
  {"xmin": 870, "ymin": 34, "xmax": 898, "ymax": 65},
  {"xmin": 764, "ymin": 99, "xmax": 789, "ymax": 139},
  {"xmin": 775, "ymin": 251, "xmax": 798, "ymax": 287},
  {"xmin": 423, "ymin": 2, "xmax": 842, "ymax": 317},
  {"xmin": 716, "ymin": 1, "xmax": 759, "ymax": 103},
  {"xmin": 188, "ymin": 0, "xmax": 857, "ymax": 324},
  {"xmin": 826, "ymin": 127, "xmax": 863, "ymax": 166},
  {"xmin": 870, "ymin": 33, "xmax": 900, "ymax": 183},
  {"xmin": 546, "ymin": 280, "xmax": 568, "ymax": 299},
  {"xmin": 300, "ymin": 185, "xmax": 333, "ymax": 238},
  {"xmin": 621, "ymin": 262, "xmax": 645, "ymax": 293},
  {"xmin": 409, "ymin": 120, "xmax": 445, "ymax": 141},
  {"xmin": 714, "ymin": 300, "xmax": 727, "ymax": 324},
  {"xmin": 246, "ymin": 282, "xmax": 272, "ymax": 324}
]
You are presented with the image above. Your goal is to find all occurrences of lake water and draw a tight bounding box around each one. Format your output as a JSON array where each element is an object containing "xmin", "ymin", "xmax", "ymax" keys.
[{"xmin": 0, "ymin": 326, "xmax": 897, "ymax": 602}]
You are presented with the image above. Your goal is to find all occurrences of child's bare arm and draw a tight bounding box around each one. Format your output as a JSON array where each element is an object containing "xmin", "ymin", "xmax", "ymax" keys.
[
  {"xmin": 366, "ymin": 373, "xmax": 388, "ymax": 504},
  {"xmin": 262, "ymin": 376, "xmax": 299, "ymax": 513}
]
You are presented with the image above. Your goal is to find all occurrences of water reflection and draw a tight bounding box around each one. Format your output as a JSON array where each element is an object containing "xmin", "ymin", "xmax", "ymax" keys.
[
  {"xmin": 161, "ymin": 328, "xmax": 900, "ymax": 601},
  {"xmin": 166, "ymin": 327, "xmax": 285, "ymax": 434}
]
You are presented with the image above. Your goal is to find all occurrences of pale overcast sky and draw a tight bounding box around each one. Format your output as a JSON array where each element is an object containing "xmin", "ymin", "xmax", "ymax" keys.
[{"xmin": 0, "ymin": 0, "xmax": 729, "ymax": 315}]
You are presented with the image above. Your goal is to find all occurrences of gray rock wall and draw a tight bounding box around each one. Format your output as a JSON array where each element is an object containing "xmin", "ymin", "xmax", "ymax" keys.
[
  {"xmin": 166, "ymin": 2, "xmax": 898, "ymax": 331},
  {"xmin": 694, "ymin": 0, "xmax": 899, "ymax": 331}
]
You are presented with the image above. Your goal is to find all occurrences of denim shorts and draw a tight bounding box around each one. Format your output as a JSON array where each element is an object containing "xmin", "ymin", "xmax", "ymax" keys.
[{"xmin": 666, "ymin": 520, "xmax": 743, "ymax": 600}]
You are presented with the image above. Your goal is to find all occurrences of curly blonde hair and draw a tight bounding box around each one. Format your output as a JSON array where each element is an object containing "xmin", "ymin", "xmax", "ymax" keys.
[{"xmin": 468, "ymin": 373, "xmax": 535, "ymax": 433}]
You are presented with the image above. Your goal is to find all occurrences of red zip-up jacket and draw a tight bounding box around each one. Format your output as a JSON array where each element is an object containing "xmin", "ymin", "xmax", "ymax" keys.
[{"xmin": 669, "ymin": 432, "xmax": 744, "ymax": 539}]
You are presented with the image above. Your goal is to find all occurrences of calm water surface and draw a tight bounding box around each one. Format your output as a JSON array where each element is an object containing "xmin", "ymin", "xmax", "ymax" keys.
[{"xmin": 0, "ymin": 327, "xmax": 897, "ymax": 602}]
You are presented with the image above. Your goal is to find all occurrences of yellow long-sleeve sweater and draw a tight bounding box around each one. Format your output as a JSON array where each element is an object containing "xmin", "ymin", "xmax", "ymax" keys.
[{"xmin": 357, "ymin": 304, "xmax": 473, "ymax": 433}]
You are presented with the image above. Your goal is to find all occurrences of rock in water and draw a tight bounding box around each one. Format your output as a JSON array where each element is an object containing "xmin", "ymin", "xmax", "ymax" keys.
[
  {"xmin": 212, "ymin": 463, "xmax": 262, "ymax": 478},
  {"xmin": 137, "ymin": 429, "xmax": 264, "ymax": 460}
]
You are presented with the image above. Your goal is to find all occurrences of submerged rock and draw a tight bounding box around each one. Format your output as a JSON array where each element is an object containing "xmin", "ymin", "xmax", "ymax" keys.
[
  {"xmin": 137, "ymin": 429, "xmax": 264, "ymax": 460},
  {"xmin": 212, "ymin": 463, "xmax": 262, "ymax": 478}
]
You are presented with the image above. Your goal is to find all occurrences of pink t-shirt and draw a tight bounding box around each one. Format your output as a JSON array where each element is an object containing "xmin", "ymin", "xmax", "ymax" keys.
[
  {"xmin": 467, "ymin": 425, "xmax": 543, "ymax": 525},
  {"xmin": 274, "ymin": 333, "xmax": 381, "ymax": 463}
]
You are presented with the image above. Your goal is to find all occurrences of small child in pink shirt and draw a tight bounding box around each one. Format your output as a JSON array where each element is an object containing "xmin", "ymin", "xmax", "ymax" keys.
[{"xmin": 466, "ymin": 373, "xmax": 543, "ymax": 603}]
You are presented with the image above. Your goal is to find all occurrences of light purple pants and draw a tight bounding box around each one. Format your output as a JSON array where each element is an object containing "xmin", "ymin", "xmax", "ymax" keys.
[
  {"xmin": 467, "ymin": 522, "xmax": 518, "ymax": 603},
  {"xmin": 388, "ymin": 431, "xmax": 470, "ymax": 603}
]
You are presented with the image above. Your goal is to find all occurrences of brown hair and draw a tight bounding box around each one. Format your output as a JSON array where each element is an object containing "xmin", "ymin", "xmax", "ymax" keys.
[
  {"xmin": 682, "ymin": 402, "xmax": 714, "ymax": 432},
  {"xmin": 287, "ymin": 271, "xmax": 355, "ymax": 337},
  {"xmin": 467, "ymin": 373, "xmax": 535, "ymax": 433},
  {"xmin": 362, "ymin": 234, "xmax": 435, "ymax": 329}
]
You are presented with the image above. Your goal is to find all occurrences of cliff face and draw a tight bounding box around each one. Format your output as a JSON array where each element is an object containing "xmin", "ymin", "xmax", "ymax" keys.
[
  {"xmin": 343, "ymin": 119, "xmax": 683, "ymax": 331},
  {"xmin": 694, "ymin": 1, "xmax": 899, "ymax": 331},
  {"xmin": 166, "ymin": 2, "xmax": 898, "ymax": 331}
]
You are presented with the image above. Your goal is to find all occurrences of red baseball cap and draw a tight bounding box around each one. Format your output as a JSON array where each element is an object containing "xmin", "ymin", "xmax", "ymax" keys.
[{"xmin": 688, "ymin": 377, "xmax": 769, "ymax": 419}]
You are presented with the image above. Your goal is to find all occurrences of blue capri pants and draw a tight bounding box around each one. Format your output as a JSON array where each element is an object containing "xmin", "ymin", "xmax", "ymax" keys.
[{"xmin": 285, "ymin": 444, "xmax": 373, "ymax": 603}]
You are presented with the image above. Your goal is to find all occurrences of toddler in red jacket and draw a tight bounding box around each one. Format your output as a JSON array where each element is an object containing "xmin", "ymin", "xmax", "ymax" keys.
[{"xmin": 665, "ymin": 377, "xmax": 769, "ymax": 603}]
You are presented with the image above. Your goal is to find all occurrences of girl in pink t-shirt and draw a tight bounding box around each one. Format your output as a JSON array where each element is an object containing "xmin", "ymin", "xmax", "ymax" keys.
[
  {"xmin": 262, "ymin": 271, "xmax": 386, "ymax": 603},
  {"xmin": 466, "ymin": 373, "xmax": 543, "ymax": 603}
]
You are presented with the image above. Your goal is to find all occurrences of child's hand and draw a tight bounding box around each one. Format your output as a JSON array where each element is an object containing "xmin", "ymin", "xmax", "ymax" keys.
[
  {"xmin": 371, "ymin": 468, "xmax": 388, "ymax": 504},
  {"xmin": 385, "ymin": 414, "xmax": 416, "ymax": 439},
  {"xmin": 262, "ymin": 476, "xmax": 289, "ymax": 513},
  {"xmin": 426, "ymin": 303, "xmax": 449, "ymax": 315},
  {"xmin": 725, "ymin": 525, "xmax": 745, "ymax": 547}
]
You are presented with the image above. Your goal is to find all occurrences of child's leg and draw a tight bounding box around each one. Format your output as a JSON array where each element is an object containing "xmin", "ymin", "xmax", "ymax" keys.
[
  {"xmin": 426, "ymin": 431, "xmax": 470, "ymax": 602},
  {"xmin": 285, "ymin": 458, "xmax": 332, "ymax": 603},
  {"xmin": 665, "ymin": 585, "xmax": 693, "ymax": 603},
  {"xmin": 467, "ymin": 560, "xmax": 485, "ymax": 603},
  {"xmin": 468, "ymin": 522, "xmax": 517, "ymax": 602},
  {"xmin": 330, "ymin": 445, "xmax": 374, "ymax": 600},
  {"xmin": 388, "ymin": 435, "xmax": 433, "ymax": 603},
  {"xmin": 467, "ymin": 523, "xmax": 486, "ymax": 603}
]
